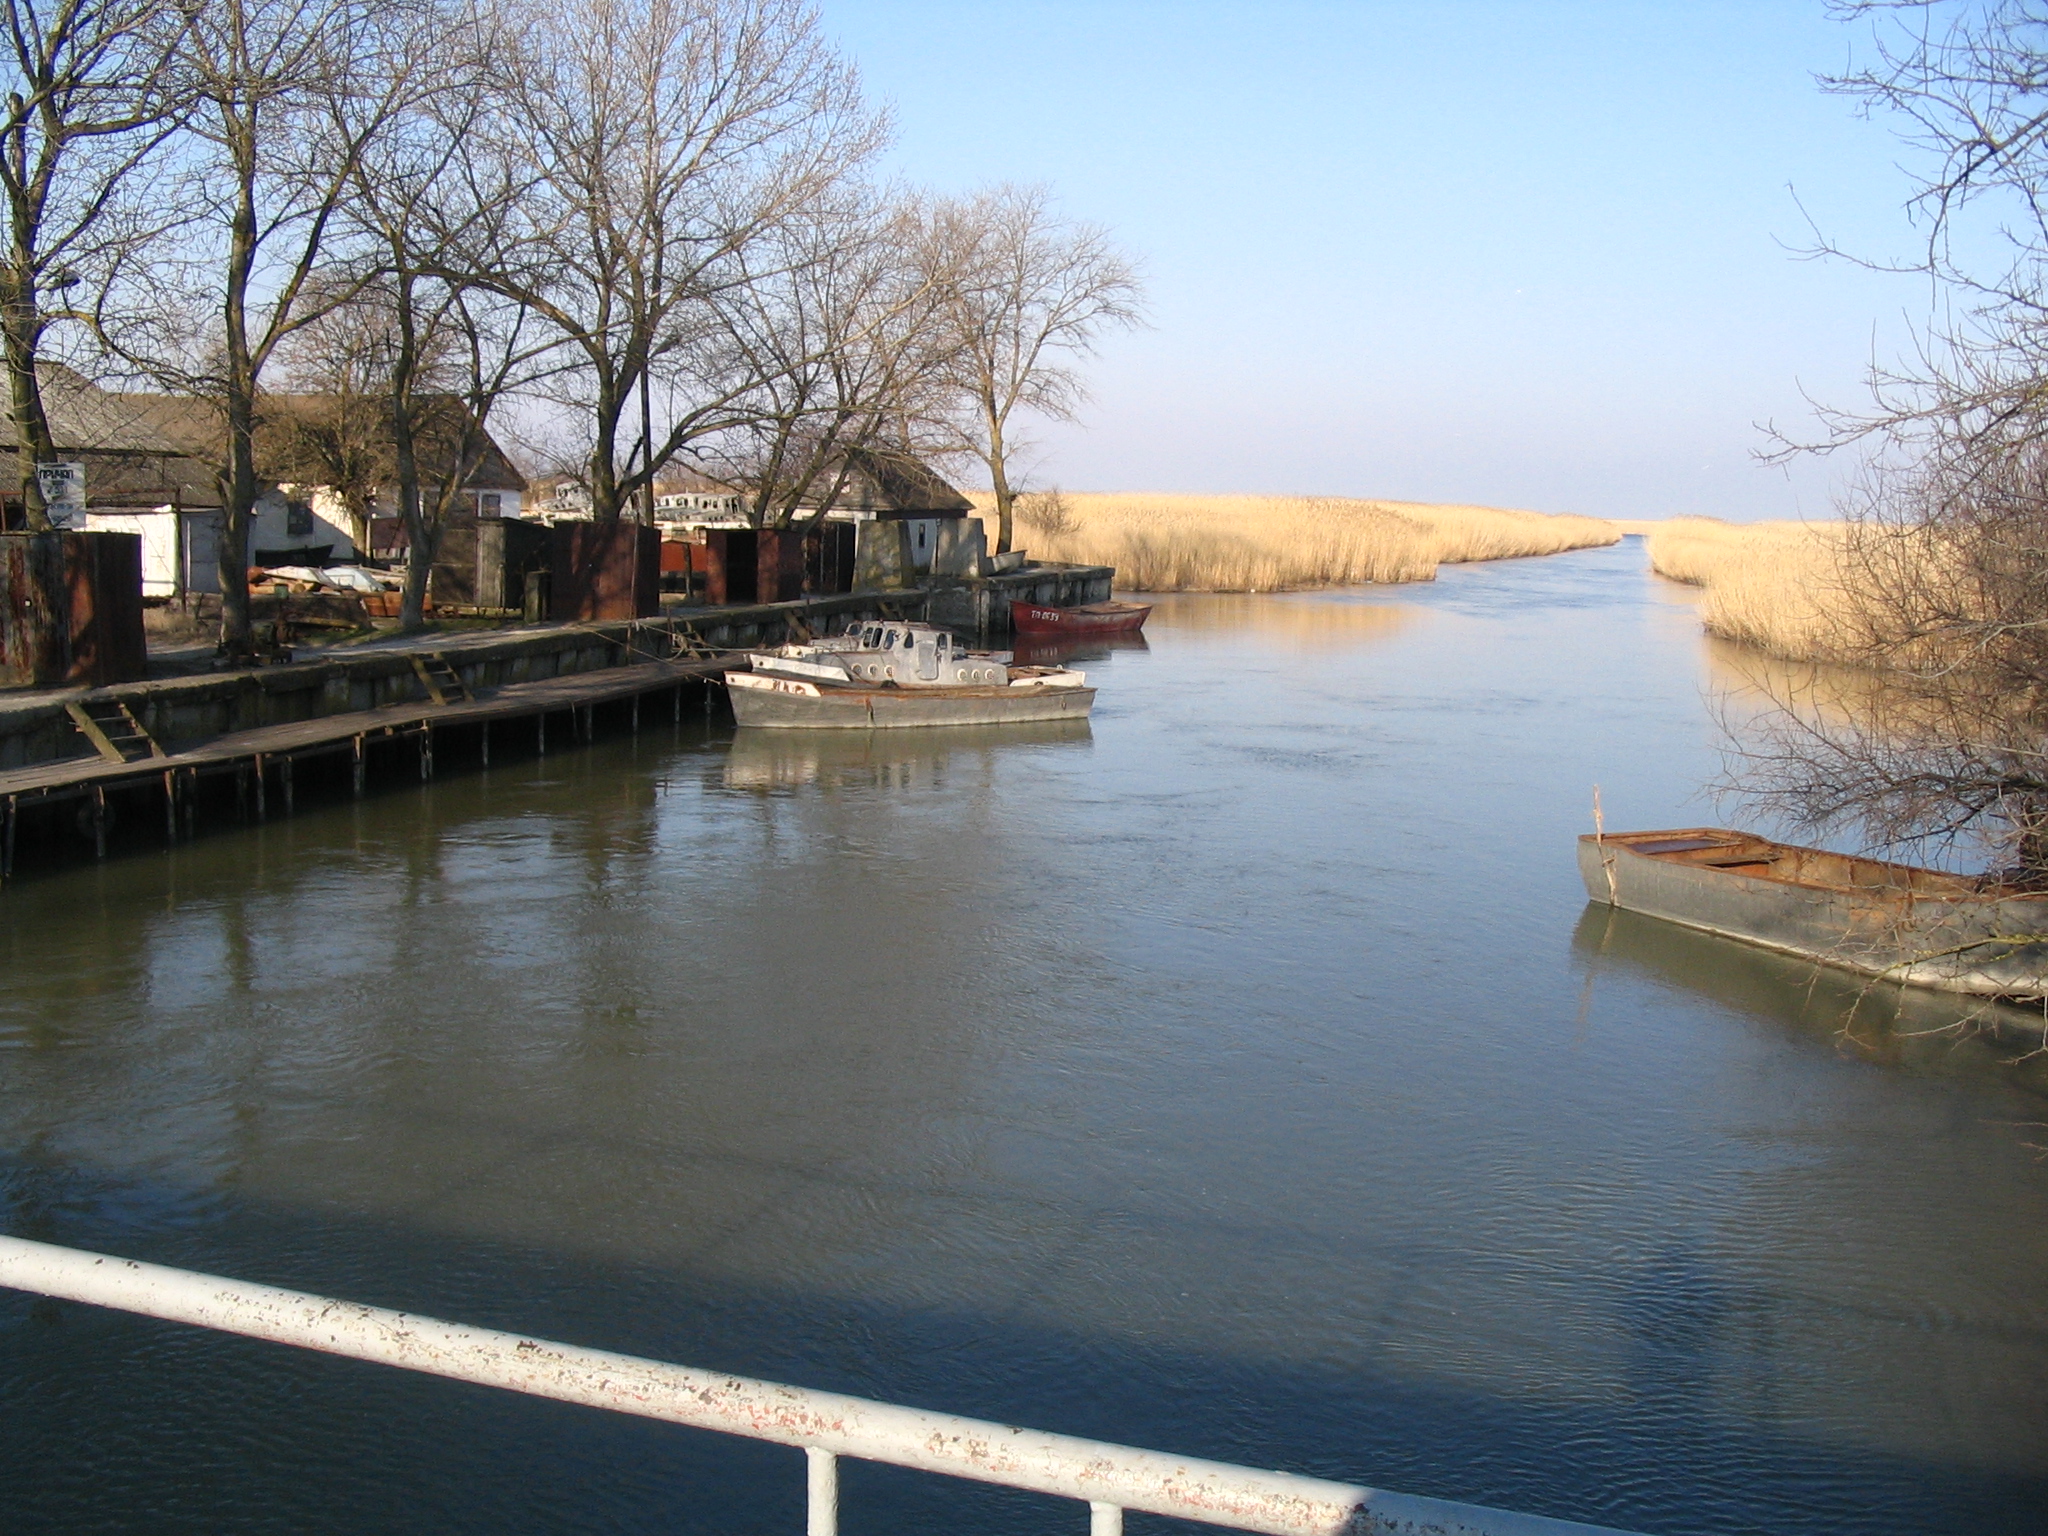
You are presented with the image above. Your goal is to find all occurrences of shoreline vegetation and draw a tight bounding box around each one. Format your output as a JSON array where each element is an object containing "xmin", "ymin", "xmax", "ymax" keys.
[
  {"xmin": 1644, "ymin": 517, "xmax": 1855, "ymax": 663},
  {"xmin": 972, "ymin": 491, "xmax": 1619, "ymax": 591}
]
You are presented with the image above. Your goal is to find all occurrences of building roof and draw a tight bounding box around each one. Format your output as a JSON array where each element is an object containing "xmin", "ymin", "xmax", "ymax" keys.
[
  {"xmin": 754, "ymin": 445, "xmax": 973, "ymax": 518},
  {"xmin": 35, "ymin": 365, "xmax": 199, "ymax": 455},
  {"xmin": 653, "ymin": 467, "xmax": 741, "ymax": 496},
  {"xmin": 1, "ymin": 365, "xmax": 224, "ymax": 508},
  {"xmin": 2, "ymin": 366, "xmax": 526, "ymax": 508},
  {"xmin": 260, "ymin": 393, "xmax": 529, "ymax": 494}
]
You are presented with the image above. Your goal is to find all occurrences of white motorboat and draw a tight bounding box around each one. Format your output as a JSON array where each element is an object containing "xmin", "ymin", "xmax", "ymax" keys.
[
  {"xmin": 747, "ymin": 621, "xmax": 1014, "ymax": 689},
  {"xmin": 731, "ymin": 620, "xmax": 1093, "ymax": 729}
]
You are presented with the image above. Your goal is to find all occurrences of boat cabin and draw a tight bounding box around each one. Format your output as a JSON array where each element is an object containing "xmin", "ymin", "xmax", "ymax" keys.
[{"xmin": 835, "ymin": 622, "xmax": 1002, "ymax": 685}]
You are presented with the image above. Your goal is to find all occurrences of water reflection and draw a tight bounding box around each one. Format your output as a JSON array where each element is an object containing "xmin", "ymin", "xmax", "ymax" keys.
[
  {"xmin": 4, "ymin": 542, "xmax": 2048, "ymax": 1535},
  {"xmin": 1008, "ymin": 632, "xmax": 1150, "ymax": 668},
  {"xmin": 1140, "ymin": 590, "xmax": 1412, "ymax": 646},
  {"xmin": 722, "ymin": 719, "xmax": 1092, "ymax": 791},
  {"xmin": 1704, "ymin": 636, "xmax": 1896, "ymax": 737},
  {"xmin": 1571, "ymin": 902, "xmax": 2048, "ymax": 1066}
]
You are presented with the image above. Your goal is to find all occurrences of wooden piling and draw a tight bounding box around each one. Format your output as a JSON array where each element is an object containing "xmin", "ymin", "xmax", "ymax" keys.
[{"xmin": 0, "ymin": 654, "xmax": 729, "ymax": 886}]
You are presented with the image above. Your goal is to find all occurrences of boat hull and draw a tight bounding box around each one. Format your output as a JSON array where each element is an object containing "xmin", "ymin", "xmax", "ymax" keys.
[
  {"xmin": 1578, "ymin": 828, "xmax": 2048, "ymax": 998},
  {"xmin": 1010, "ymin": 600, "xmax": 1151, "ymax": 636},
  {"xmin": 726, "ymin": 672, "xmax": 1096, "ymax": 729}
]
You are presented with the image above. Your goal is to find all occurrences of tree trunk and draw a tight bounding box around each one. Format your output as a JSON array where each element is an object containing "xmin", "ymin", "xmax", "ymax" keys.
[
  {"xmin": 343, "ymin": 491, "xmax": 372, "ymax": 560},
  {"xmin": 400, "ymin": 513, "xmax": 432, "ymax": 629},
  {"xmin": 3, "ymin": 286, "xmax": 58, "ymax": 534},
  {"xmin": 391, "ymin": 277, "xmax": 430, "ymax": 633},
  {"xmin": 217, "ymin": 385, "xmax": 258, "ymax": 657},
  {"xmin": 985, "ymin": 406, "xmax": 1014, "ymax": 555},
  {"xmin": 216, "ymin": 124, "xmax": 261, "ymax": 659}
]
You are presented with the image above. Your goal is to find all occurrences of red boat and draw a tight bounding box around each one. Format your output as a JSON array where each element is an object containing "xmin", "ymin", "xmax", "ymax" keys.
[{"xmin": 1010, "ymin": 599, "xmax": 1151, "ymax": 636}]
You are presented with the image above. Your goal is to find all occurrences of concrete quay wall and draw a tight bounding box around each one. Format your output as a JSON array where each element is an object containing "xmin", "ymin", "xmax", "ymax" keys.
[
  {"xmin": 927, "ymin": 563, "xmax": 1116, "ymax": 641},
  {"xmin": 0, "ymin": 588, "xmax": 922, "ymax": 770}
]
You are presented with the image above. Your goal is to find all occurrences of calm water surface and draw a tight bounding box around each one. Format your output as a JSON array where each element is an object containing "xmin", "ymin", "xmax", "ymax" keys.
[{"xmin": 2, "ymin": 538, "xmax": 2045, "ymax": 1534}]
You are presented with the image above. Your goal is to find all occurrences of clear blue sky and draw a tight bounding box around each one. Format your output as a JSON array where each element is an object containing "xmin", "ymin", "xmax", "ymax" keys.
[{"xmin": 817, "ymin": 0, "xmax": 1950, "ymax": 521}]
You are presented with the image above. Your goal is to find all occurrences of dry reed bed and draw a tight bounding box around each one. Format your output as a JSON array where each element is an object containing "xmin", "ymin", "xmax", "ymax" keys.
[
  {"xmin": 1645, "ymin": 517, "xmax": 1859, "ymax": 661},
  {"xmin": 977, "ymin": 492, "xmax": 1618, "ymax": 591}
]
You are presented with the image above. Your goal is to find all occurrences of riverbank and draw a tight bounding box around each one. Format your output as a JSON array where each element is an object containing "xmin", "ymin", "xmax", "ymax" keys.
[
  {"xmin": 970, "ymin": 492, "xmax": 1618, "ymax": 591},
  {"xmin": 1645, "ymin": 516, "xmax": 1856, "ymax": 661}
]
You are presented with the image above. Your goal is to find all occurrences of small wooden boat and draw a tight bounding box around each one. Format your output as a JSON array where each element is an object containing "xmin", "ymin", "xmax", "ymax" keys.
[
  {"xmin": 1010, "ymin": 599, "xmax": 1151, "ymax": 637},
  {"xmin": 1578, "ymin": 827, "xmax": 2048, "ymax": 999}
]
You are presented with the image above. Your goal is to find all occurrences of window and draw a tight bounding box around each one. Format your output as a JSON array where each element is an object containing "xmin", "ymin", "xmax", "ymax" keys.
[
  {"xmin": 480, "ymin": 492, "xmax": 502, "ymax": 516},
  {"xmin": 286, "ymin": 499, "xmax": 314, "ymax": 537}
]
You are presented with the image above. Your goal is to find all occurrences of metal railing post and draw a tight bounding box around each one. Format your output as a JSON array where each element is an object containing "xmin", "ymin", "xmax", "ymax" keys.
[
  {"xmin": 0, "ymin": 1236, "xmax": 1643, "ymax": 1536},
  {"xmin": 806, "ymin": 1446, "xmax": 837, "ymax": 1536}
]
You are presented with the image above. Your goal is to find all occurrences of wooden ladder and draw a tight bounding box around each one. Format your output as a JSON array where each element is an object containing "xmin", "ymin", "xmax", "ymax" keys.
[
  {"xmin": 668, "ymin": 623, "xmax": 717, "ymax": 660},
  {"xmin": 65, "ymin": 698, "xmax": 164, "ymax": 764},
  {"xmin": 410, "ymin": 653, "xmax": 472, "ymax": 705}
]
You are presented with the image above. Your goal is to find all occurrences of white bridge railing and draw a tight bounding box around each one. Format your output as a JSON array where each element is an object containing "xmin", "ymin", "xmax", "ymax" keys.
[{"xmin": 0, "ymin": 1236, "xmax": 1639, "ymax": 1536}]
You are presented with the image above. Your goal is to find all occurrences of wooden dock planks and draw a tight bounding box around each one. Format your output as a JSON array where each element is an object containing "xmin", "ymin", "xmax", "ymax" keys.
[{"xmin": 0, "ymin": 656, "xmax": 732, "ymax": 810}]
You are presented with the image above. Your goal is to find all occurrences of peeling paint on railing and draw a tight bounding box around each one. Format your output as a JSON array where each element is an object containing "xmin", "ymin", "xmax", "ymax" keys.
[{"xmin": 0, "ymin": 1235, "xmax": 1642, "ymax": 1536}]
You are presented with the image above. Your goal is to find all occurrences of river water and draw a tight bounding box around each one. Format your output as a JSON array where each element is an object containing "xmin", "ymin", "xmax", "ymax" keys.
[{"xmin": 2, "ymin": 537, "xmax": 2045, "ymax": 1535}]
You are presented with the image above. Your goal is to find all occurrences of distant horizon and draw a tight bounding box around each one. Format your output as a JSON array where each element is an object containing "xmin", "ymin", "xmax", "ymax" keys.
[
  {"xmin": 823, "ymin": 1, "xmax": 1950, "ymax": 525},
  {"xmin": 954, "ymin": 488, "xmax": 1807, "ymax": 527}
]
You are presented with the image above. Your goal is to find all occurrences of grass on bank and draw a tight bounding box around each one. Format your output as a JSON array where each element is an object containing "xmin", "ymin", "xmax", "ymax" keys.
[
  {"xmin": 974, "ymin": 492, "xmax": 1618, "ymax": 591},
  {"xmin": 1644, "ymin": 517, "xmax": 1856, "ymax": 662}
]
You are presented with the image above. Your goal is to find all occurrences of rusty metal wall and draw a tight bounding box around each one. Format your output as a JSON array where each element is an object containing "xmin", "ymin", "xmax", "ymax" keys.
[
  {"xmin": 703, "ymin": 528, "xmax": 752, "ymax": 605},
  {"xmin": 802, "ymin": 521, "xmax": 856, "ymax": 595},
  {"xmin": 549, "ymin": 521, "xmax": 659, "ymax": 620},
  {"xmin": 0, "ymin": 531, "xmax": 146, "ymax": 688},
  {"xmin": 475, "ymin": 518, "xmax": 552, "ymax": 610},
  {"xmin": 756, "ymin": 527, "xmax": 808, "ymax": 604}
]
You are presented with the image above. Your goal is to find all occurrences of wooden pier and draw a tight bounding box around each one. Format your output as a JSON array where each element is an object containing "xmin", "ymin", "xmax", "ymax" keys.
[{"xmin": 0, "ymin": 654, "xmax": 734, "ymax": 883}]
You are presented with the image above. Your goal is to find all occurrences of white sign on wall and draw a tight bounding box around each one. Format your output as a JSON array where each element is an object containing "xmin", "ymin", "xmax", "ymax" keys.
[{"xmin": 35, "ymin": 460, "xmax": 84, "ymax": 528}]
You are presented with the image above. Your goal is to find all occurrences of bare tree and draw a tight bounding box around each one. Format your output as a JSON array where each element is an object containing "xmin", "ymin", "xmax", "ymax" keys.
[
  {"xmin": 0, "ymin": 0, "xmax": 190, "ymax": 531},
  {"xmin": 1733, "ymin": 3, "xmax": 2048, "ymax": 879},
  {"xmin": 482, "ymin": 0, "xmax": 882, "ymax": 528},
  {"xmin": 122, "ymin": 0, "xmax": 415, "ymax": 657},
  {"xmin": 1015, "ymin": 485, "xmax": 1079, "ymax": 538},
  {"xmin": 700, "ymin": 188, "xmax": 958, "ymax": 530},
  {"xmin": 264, "ymin": 293, "xmax": 401, "ymax": 554},
  {"xmin": 330, "ymin": 1, "xmax": 555, "ymax": 629},
  {"xmin": 921, "ymin": 184, "xmax": 1143, "ymax": 554}
]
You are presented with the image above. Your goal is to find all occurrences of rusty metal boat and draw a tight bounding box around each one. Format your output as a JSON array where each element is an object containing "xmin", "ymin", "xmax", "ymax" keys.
[
  {"xmin": 1578, "ymin": 826, "xmax": 2048, "ymax": 999},
  {"xmin": 726, "ymin": 669, "xmax": 1094, "ymax": 728},
  {"xmin": 729, "ymin": 620, "xmax": 1093, "ymax": 728},
  {"xmin": 1010, "ymin": 599, "xmax": 1151, "ymax": 637}
]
